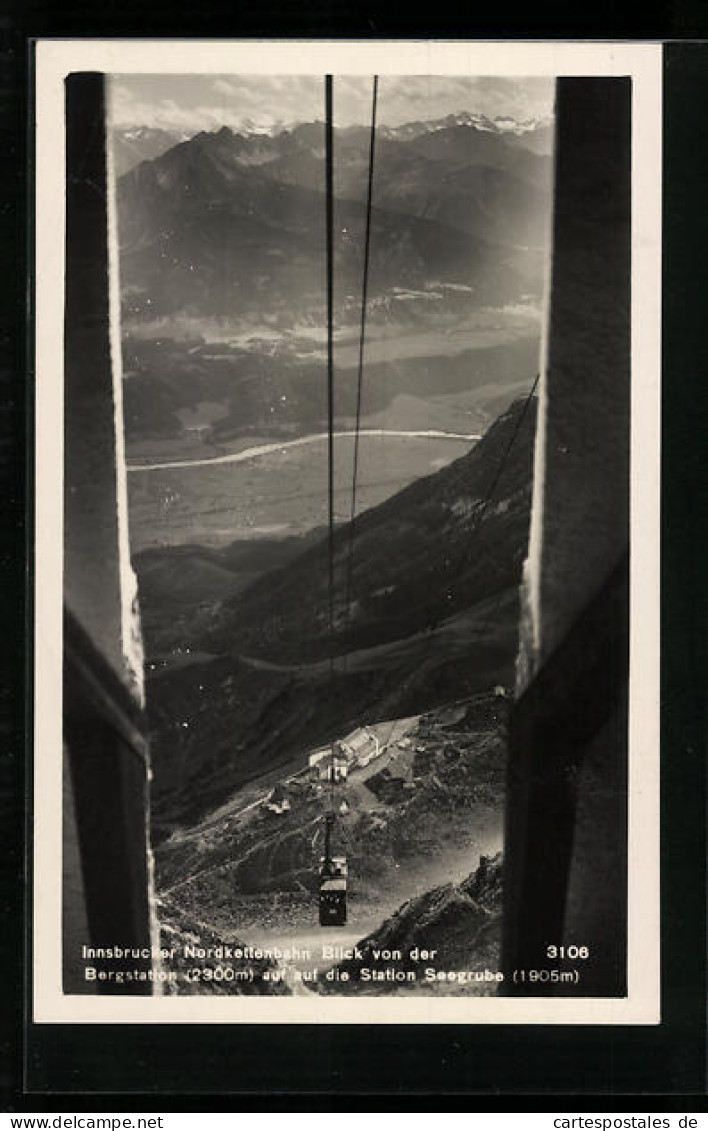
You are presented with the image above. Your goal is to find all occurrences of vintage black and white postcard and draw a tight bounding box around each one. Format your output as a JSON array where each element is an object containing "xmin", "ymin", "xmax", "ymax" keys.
[{"xmin": 33, "ymin": 39, "xmax": 661, "ymax": 1024}]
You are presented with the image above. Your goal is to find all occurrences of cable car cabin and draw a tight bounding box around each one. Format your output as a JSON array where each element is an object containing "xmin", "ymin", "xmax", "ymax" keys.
[
  {"xmin": 319, "ymin": 875, "xmax": 346, "ymax": 926},
  {"xmin": 319, "ymin": 855, "xmax": 347, "ymax": 926}
]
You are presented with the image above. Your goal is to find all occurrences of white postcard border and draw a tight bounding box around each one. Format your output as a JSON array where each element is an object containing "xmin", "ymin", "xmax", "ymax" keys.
[{"xmin": 33, "ymin": 38, "xmax": 662, "ymax": 1025}]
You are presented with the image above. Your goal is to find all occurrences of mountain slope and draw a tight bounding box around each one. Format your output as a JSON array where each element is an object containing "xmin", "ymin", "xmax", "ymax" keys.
[
  {"xmin": 405, "ymin": 123, "xmax": 550, "ymax": 184},
  {"xmin": 144, "ymin": 395, "xmax": 536, "ymax": 832},
  {"xmin": 118, "ymin": 175, "xmax": 529, "ymax": 321},
  {"xmin": 112, "ymin": 126, "xmax": 192, "ymax": 176},
  {"xmin": 199, "ymin": 394, "xmax": 537, "ymax": 661},
  {"xmin": 257, "ymin": 132, "xmax": 551, "ymax": 247}
]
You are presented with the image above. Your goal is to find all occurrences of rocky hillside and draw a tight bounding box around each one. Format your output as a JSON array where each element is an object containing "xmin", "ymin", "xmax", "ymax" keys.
[
  {"xmin": 157, "ymin": 899, "xmax": 291, "ymax": 996},
  {"xmin": 154, "ymin": 692, "xmax": 508, "ymax": 910}
]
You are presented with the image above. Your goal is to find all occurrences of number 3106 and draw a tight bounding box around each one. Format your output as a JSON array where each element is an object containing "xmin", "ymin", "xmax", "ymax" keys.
[{"xmin": 546, "ymin": 944, "xmax": 590, "ymax": 959}]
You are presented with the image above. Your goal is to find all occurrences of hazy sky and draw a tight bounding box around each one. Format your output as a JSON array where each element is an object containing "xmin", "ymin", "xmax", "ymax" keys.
[{"xmin": 109, "ymin": 74, "xmax": 554, "ymax": 134}]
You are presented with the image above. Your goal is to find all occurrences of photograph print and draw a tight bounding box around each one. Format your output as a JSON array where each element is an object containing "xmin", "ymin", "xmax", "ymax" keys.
[{"xmin": 34, "ymin": 41, "xmax": 661, "ymax": 1023}]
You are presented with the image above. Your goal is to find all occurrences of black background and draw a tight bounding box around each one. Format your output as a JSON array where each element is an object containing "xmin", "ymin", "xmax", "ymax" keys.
[{"xmin": 2, "ymin": 3, "xmax": 707, "ymax": 1105}]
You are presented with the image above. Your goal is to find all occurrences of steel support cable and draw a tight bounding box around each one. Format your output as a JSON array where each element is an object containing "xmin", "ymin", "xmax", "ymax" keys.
[
  {"xmin": 324, "ymin": 75, "xmax": 338, "ymax": 822},
  {"xmin": 343, "ymin": 75, "xmax": 379, "ymax": 635},
  {"xmin": 460, "ymin": 370, "xmax": 540, "ymax": 586},
  {"xmin": 441, "ymin": 371, "xmax": 541, "ymax": 644},
  {"xmin": 325, "ymin": 75, "xmax": 336, "ymax": 660},
  {"xmin": 478, "ymin": 372, "xmax": 540, "ymax": 529},
  {"xmin": 323, "ymin": 75, "xmax": 534, "ymax": 828},
  {"xmin": 429, "ymin": 371, "xmax": 540, "ymax": 632},
  {"xmin": 471, "ymin": 371, "xmax": 542, "ymax": 659}
]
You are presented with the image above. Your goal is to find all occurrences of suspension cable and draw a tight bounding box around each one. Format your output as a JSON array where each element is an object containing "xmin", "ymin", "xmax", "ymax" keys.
[
  {"xmin": 431, "ymin": 371, "xmax": 540, "ymax": 632},
  {"xmin": 325, "ymin": 75, "xmax": 335, "ymax": 657},
  {"xmin": 344, "ymin": 75, "xmax": 379, "ymax": 629},
  {"xmin": 324, "ymin": 75, "xmax": 338, "ymax": 821},
  {"xmin": 471, "ymin": 372, "xmax": 541, "ymax": 657},
  {"xmin": 463, "ymin": 371, "xmax": 540, "ymax": 582},
  {"xmin": 479, "ymin": 372, "xmax": 540, "ymax": 521}
]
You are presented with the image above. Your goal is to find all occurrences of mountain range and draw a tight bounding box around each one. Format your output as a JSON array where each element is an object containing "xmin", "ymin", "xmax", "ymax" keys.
[
  {"xmin": 112, "ymin": 126, "xmax": 192, "ymax": 177},
  {"xmin": 115, "ymin": 115, "xmax": 548, "ymax": 453},
  {"xmin": 113, "ymin": 111, "xmax": 552, "ymax": 176},
  {"xmin": 116, "ymin": 116, "xmax": 552, "ymax": 325}
]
